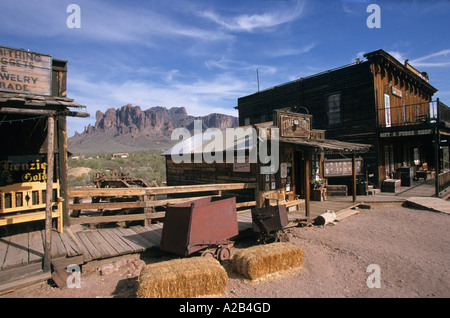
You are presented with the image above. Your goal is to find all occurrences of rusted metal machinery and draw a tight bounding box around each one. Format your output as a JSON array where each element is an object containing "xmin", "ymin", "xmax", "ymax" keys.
[
  {"xmin": 87, "ymin": 171, "xmax": 151, "ymax": 220},
  {"xmin": 159, "ymin": 196, "xmax": 238, "ymax": 261},
  {"xmin": 251, "ymin": 204, "xmax": 290, "ymax": 244}
]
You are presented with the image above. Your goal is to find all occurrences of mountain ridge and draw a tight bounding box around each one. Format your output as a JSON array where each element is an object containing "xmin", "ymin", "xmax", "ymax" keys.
[{"xmin": 68, "ymin": 104, "xmax": 238, "ymax": 154}]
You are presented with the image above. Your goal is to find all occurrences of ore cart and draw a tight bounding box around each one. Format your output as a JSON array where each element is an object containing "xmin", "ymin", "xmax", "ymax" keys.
[
  {"xmin": 251, "ymin": 204, "xmax": 290, "ymax": 243},
  {"xmin": 159, "ymin": 196, "xmax": 238, "ymax": 261}
]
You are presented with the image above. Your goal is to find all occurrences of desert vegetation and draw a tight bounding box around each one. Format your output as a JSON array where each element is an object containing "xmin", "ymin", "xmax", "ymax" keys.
[{"xmin": 68, "ymin": 150, "xmax": 166, "ymax": 187}]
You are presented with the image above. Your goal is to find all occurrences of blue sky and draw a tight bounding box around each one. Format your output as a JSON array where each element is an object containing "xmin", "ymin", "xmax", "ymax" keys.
[{"xmin": 1, "ymin": 0, "xmax": 449, "ymax": 137}]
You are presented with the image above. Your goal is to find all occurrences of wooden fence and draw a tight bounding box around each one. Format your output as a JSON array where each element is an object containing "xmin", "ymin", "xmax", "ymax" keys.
[
  {"xmin": 438, "ymin": 171, "xmax": 450, "ymax": 195},
  {"xmin": 68, "ymin": 183, "xmax": 258, "ymax": 226}
]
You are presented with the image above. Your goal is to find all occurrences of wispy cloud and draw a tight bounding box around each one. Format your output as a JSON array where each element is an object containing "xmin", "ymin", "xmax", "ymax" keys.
[
  {"xmin": 265, "ymin": 42, "xmax": 316, "ymax": 57},
  {"xmin": 388, "ymin": 51, "xmax": 407, "ymax": 64},
  {"xmin": 1, "ymin": 0, "xmax": 231, "ymax": 44},
  {"xmin": 409, "ymin": 50, "xmax": 450, "ymax": 67},
  {"xmin": 199, "ymin": 1, "xmax": 305, "ymax": 32},
  {"xmin": 67, "ymin": 70, "xmax": 250, "ymax": 135}
]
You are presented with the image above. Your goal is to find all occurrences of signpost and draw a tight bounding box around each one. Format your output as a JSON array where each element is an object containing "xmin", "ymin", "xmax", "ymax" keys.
[{"xmin": 0, "ymin": 46, "xmax": 52, "ymax": 96}]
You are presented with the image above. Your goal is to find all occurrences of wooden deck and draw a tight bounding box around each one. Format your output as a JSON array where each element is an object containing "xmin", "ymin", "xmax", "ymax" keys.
[{"xmin": 0, "ymin": 213, "xmax": 255, "ymax": 291}]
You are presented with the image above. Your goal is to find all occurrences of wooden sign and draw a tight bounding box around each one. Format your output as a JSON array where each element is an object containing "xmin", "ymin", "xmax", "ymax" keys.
[
  {"xmin": 277, "ymin": 111, "xmax": 311, "ymax": 138},
  {"xmin": 0, "ymin": 154, "xmax": 48, "ymax": 186},
  {"xmin": 323, "ymin": 158, "xmax": 363, "ymax": 177},
  {"xmin": 391, "ymin": 86, "xmax": 402, "ymax": 98},
  {"xmin": 0, "ymin": 46, "xmax": 52, "ymax": 95}
]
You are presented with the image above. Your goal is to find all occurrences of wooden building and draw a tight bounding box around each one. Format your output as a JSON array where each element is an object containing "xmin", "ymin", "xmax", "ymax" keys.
[
  {"xmin": 0, "ymin": 46, "xmax": 88, "ymax": 236},
  {"xmin": 236, "ymin": 49, "xmax": 449, "ymax": 189},
  {"xmin": 163, "ymin": 110, "xmax": 371, "ymax": 218}
]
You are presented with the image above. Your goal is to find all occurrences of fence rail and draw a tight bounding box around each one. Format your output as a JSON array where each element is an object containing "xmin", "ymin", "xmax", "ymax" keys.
[
  {"xmin": 68, "ymin": 183, "xmax": 258, "ymax": 225},
  {"xmin": 438, "ymin": 171, "xmax": 450, "ymax": 195}
]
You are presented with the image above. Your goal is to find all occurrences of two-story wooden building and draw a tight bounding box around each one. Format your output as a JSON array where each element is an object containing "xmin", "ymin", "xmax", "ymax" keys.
[
  {"xmin": 0, "ymin": 46, "xmax": 89, "ymax": 236},
  {"xmin": 236, "ymin": 49, "xmax": 449, "ymax": 190}
]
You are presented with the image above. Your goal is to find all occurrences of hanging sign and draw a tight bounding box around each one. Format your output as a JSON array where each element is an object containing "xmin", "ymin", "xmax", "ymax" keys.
[
  {"xmin": 0, "ymin": 46, "xmax": 52, "ymax": 95},
  {"xmin": 323, "ymin": 158, "xmax": 363, "ymax": 177},
  {"xmin": 276, "ymin": 111, "xmax": 311, "ymax": 138}
]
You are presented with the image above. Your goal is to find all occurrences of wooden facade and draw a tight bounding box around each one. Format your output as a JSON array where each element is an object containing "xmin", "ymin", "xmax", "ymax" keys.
[
  {"xmin": 0, "ymin": 46, "xmax": 89, "ymax": 236},
  {"xmin": 163, "ymin": 110, "xmax": 371, "ymax": 219},
  {"xmin": 236, "ymin": 49, "xmax": 446, "ymax": 188}
]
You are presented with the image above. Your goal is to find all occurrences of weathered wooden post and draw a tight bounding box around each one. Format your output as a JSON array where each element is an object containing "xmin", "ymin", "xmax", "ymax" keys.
[
  {"xmin": 304, "ymin": 151, "xmax": 311, "ymax": 220},
  {"xmin": 352, "ymin": 154, "xmax": 357, "ymax": 202},
  {"xmin": 43, "ymin": 116, "xmax": 54, "ymax": 273}
]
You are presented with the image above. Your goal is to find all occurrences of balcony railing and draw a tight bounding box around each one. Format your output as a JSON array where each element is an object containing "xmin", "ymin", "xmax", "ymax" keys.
[{"xmin": 377, "ymin": 100, "xmax": 442, "ymax": 129}]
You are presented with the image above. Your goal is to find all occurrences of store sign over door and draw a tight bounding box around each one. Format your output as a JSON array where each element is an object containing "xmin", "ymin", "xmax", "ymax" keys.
[{"xmin": 0, "ymin": 46, "xmax": 52, "ymax": 96}]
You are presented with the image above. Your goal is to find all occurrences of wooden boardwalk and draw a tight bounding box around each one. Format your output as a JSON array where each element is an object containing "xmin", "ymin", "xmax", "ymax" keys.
[{"xmin": 0, "ymin": 213, "xmax": 254, "ymax": 289}]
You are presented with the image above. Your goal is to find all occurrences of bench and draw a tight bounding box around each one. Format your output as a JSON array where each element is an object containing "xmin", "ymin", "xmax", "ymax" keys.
[
  {"xmin": 326, "ymin": 185, "xmax": 348, "ymax": 197},
  {"xmin": 0, "ymin": 182, "xmax": 63, "ymax": 232},
  {"xmin": 415, "ymin": 163, "xmax": 431, "ymax": 181}
]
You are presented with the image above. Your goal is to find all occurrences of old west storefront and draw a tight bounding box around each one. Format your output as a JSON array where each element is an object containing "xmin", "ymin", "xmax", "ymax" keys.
[
  {"xmin": 164, "ymin": 110, "xmax": 371, "ymax": 219},
  {"xmin": 0, "ymin": 46, "xmax": 88, "ymax": 237},
  {"xmin": 236, "ymin": 49, "xmax": 446, "ymax": 190}
]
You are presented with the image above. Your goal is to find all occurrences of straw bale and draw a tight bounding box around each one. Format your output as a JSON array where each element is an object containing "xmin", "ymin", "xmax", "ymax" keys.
[
  {"xmin": 137, "ymin": 257, "xmax": 227, "ymax": 298},
  {"xmin": 232, "ymin": 242, "xmax": 304, "ymax": 280}
]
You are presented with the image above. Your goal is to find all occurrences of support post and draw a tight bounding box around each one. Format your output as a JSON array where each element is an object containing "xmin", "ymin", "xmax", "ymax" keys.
[
  {"xmin": 352, "ymin": 154, "xmax": 357, "ymax": 203},
  {"xmin": 57, "ymin": 115, "xmax": 70, "ymax": 226},
  {"xmin": 304, "ymin": 151, "xmax": 311, "ymax": 221},
  {"xmin": 435, "ymin": 98, "xmax": 440, "ymax": 197},
  {"xmin": 43, "ymin": 116, "xmax": 54, "ymax": 273}
]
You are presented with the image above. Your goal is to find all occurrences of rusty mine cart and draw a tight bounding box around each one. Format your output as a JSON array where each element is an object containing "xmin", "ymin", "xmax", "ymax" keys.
[{"xmin": 159, "ymin": 196, "xmax": 238, "ymax": 261}]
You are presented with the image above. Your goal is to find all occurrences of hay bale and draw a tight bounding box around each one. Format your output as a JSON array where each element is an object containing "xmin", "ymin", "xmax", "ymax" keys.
[
  {"xmin": 137, "ymin": 257, "xmax": 227, "ymax": 298},
  {"xmin": 232, "ymin": 242, "xmax": 304, "ymax": 280}
]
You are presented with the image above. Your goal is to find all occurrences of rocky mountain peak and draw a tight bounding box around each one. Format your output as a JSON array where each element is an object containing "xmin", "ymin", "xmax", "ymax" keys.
[{"xmin": 68, "ymin": 104, "xmax": 238, "ymax": 154}]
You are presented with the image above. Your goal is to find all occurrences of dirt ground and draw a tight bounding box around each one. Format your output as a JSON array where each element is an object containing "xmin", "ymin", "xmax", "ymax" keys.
[{"xmin": 11, "ymin": 205, "xmax": 450, "ymax": 299}]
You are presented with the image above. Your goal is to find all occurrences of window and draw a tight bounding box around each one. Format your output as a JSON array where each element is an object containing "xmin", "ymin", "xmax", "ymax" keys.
[
  {"xmin": 260, "ymin": 114, "xmax": 267, "ymax": 122},
  {"xmin": 327, "ymin": 94, "xmax": 341, "ymax": 125}
]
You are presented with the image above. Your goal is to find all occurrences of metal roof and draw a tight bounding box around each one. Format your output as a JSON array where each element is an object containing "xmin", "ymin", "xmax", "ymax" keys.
[{"xmin": 161, "ymin": 128, "xmax": 255, "ymax": 156}]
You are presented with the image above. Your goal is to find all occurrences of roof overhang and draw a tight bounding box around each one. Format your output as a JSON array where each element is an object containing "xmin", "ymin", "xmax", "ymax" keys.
[
  {"xmin": 0, "ymin": 92, "xmax": 89, "ymax": 118},
  {"xmin": 280, "ymin": 137, "xmax": 372, "ymax": 154}
]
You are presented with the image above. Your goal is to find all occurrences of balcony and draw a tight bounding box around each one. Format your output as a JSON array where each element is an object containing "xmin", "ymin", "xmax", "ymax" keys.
[{"xmin": 378, "ymin": 100, "xmax": 450, "ymax": 130}]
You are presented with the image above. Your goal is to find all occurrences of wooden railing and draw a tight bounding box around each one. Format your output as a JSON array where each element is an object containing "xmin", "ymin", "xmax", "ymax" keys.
[
  {"xmin": 68, "ymin": 183, "xmax": 258, "ymax": 226},
  {"xmin": 438, "ymin": 171, "xmax": 450, "ymax": 195}
]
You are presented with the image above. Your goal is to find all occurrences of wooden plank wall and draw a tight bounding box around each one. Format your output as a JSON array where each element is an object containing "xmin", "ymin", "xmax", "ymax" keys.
[
  {"xmin": 237, "ymin": 62, "xmax": 379, "ymax": 183},
  {"xmin": 165, "ymin": 157, "xmax": 257, "ymax": 200}
]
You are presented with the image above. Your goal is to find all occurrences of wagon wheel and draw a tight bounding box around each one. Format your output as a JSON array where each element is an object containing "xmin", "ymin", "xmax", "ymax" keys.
[
  {"xmin": 201, "ymin": 250, "xmax": 215, "ymax": 258},
  {"xmin": 218, "ymin": 247, "xmax": 232, "ymax": 262}
]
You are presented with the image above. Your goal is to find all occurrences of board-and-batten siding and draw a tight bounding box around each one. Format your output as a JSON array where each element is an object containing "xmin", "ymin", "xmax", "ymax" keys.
[{"xmin": 237, "ymin": 62, "xmax": 379, "ymax": 178}]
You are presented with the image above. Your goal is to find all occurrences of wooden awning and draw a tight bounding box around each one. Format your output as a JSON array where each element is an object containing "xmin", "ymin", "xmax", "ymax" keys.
[
  {"xmin": 0, "ymin": 92, "xmax": 89, "ymax": 117},
  {"xmin": 280, "ymin": 137, "xmax": 372, "ymax": 154}
]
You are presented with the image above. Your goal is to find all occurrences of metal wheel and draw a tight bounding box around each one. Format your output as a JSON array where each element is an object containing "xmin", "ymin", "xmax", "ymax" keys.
[
  {"xmin": 218, "ymin": 247, "xmax": 231, "ymax": 261},
  {"xmin": 201, "ymin": 250, "xmax": 215, "ymax": 258}
]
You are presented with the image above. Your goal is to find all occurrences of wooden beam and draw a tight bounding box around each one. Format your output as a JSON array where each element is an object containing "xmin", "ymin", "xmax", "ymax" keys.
[
  {"xmin": 68, "ymin": 182, "xmax": 258, "ymax": 197},
  {"xmin": 69, "ymin": 211, "xmax": 166, "ymax": 225},
  {"xmin": 43, "ymin": 116, "xmax": 54, "ymax": 273},
  {"xmin": 0, "ymin": 107, "xmax": 56, "ymax": 115}
]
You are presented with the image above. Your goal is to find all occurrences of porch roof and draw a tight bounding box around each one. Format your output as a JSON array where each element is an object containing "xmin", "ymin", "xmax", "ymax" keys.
[
  {"xmin": 280, "ymin": 137, "xmax": 372, "ymax": 154},
  {"xmin": 0, "ymin": 92, "xmax": 89, "ymax": 117}
]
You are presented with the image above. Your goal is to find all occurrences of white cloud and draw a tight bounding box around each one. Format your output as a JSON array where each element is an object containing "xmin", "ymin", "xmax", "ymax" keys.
[
  {"xmin": 409, "ymin": 50, "xmax": 450, "ymax": 67},
  {"xmin": 199, "ymin": 1, "xmax": 305, "ymax": 32},
  {"xmin": 1, "ymin": 0, "xmax": 231, "ymax": 45},
  {"xmin": 388, "ymin": 51, "xmax": 407, "ymax": 64},
  {"xmin": 66, "ymin": 71, "xmax": 249, "ymax": 136},
  {"xmin": 265, "ymin": 42, "xmax": 316, "ymax": 57}
]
